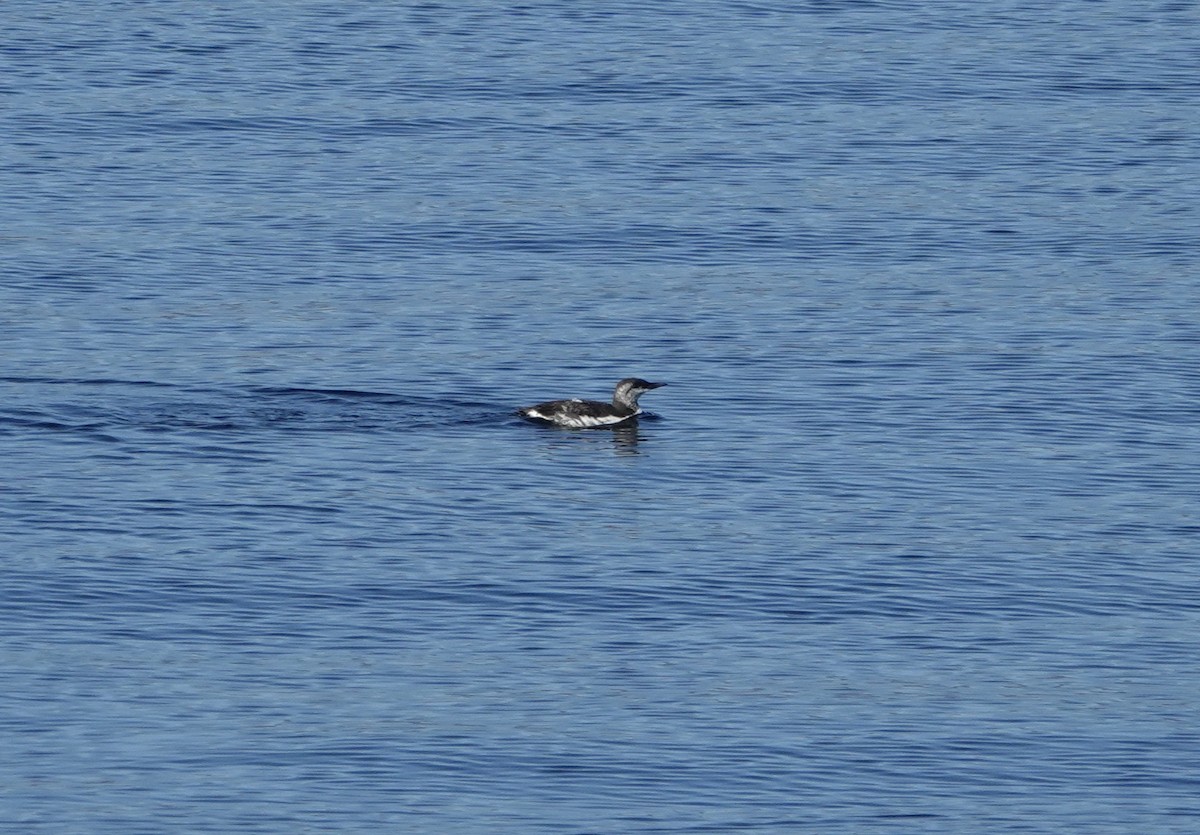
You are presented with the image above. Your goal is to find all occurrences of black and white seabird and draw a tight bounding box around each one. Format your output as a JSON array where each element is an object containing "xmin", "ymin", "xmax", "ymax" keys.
[{"xmin": 519, "ymin": 378, "xmax": 666, "ymax": 428}]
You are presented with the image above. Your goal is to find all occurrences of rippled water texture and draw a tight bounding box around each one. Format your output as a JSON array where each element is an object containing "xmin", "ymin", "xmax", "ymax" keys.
[{"xmin": 3, "ymin": 1, "xmax": 1199, "ymax": 833}]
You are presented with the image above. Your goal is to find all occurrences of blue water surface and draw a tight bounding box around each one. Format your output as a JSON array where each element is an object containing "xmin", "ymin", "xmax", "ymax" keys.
[{"xmin": 3, "ymin": 1, "xmax": 1199, "ymax": 833}]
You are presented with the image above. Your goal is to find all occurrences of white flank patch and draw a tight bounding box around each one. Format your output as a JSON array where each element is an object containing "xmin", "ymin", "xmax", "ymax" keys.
[
  {"xmin": 572, "ymin": 415, "xmax": 614, "ymax": 428},
  {"xmin": 564, "ymin": 409, "xmax": 639, "ymax": 429},
  {"xmin": 521, "ymin": 404, "xmax": 640, "ymax": 428}
]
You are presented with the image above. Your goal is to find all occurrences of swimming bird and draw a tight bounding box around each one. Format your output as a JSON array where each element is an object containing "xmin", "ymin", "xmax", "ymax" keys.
[{"xmin": 519, "ymin": 378, "xmax": 666, "ymax": 428}]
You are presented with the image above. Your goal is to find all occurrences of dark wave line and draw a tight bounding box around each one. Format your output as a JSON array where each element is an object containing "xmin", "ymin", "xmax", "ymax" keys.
[
  {"xmin": 0, "ymin": 374, "xmax": 181, "ymax": 389},
  {"xmin": 1, "ymin": 377, "xmax": 517, "ymax": 437}
]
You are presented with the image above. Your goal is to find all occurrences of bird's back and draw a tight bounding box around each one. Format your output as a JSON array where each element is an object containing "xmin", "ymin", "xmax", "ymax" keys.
[{"xmin": 519, "ymin": 397, "xmax": 636, "ymax": 428}]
